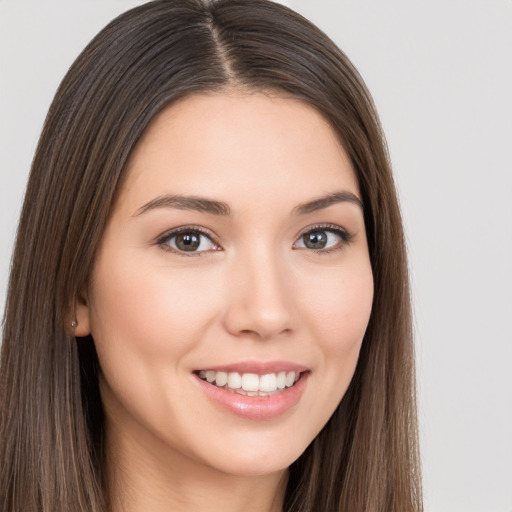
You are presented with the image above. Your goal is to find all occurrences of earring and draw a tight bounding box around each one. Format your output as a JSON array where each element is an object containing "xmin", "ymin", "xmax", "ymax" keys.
[{"xmin": 71, "ymin": 320, "xmax": 78, "ymax": 328}]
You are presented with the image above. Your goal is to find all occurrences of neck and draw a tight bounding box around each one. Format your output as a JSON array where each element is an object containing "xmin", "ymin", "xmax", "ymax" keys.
[{"xmin": 105, "ymin": 417, "xmax": 289, "ymax": 512}]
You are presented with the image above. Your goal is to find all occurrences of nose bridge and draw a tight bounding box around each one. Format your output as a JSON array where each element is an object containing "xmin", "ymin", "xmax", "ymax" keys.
[{"xmin": 223, "ymin": 239, "xmax": 294, "ymax": 339}]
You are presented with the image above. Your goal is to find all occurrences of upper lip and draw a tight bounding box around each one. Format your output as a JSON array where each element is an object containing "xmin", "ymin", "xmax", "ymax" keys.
[{"xmin": 195, "ymin": 360, "xmax": 309, "ymax": 374}]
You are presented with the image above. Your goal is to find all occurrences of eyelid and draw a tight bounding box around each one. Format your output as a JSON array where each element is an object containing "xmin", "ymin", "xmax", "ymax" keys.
[
  {"xmin": 293, "ymin": 223, "xmax": 353, "ymax": 252},
  {"xmin": 155, "ymin": 225, "xmax": 221, "ymax": 256}
]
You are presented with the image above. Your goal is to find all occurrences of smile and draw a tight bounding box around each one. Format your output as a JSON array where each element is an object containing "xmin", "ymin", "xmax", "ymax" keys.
[
  {"xmin": 198, "ymin": 370, "xmax": 301, "ymax": 396},
  {"xmin": 194, "ymin": 362, "xmax": 310, "ymax": 420}
]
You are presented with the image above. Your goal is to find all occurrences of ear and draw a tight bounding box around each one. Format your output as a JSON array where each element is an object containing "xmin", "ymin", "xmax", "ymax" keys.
[{"xmin": 73, "ymin": 287, "xmax": 92, "ymax": 337}]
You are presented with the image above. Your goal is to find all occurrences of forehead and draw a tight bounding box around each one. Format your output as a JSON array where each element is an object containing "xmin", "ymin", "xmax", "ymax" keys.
[{"xmin": 120, "ymin": 92, "xmax": 359, "ymax": 213}]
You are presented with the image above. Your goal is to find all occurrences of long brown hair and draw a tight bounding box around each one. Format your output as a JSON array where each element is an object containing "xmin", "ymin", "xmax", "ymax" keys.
[{"xmin": 0, "ymin": 1, "xmax": 422, "ymax": 510}]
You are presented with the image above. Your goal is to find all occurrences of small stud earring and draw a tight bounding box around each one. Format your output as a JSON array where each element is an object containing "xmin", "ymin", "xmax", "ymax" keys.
[{"xmin": 71, "ymin": 320, "xmax": 78, "ymax": 328}]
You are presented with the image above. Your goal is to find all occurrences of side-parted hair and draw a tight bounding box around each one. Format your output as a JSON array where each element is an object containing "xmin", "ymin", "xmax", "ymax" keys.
[{"xmin": 0, "ymin": 1, "xmax": 422, "ymax": 511}]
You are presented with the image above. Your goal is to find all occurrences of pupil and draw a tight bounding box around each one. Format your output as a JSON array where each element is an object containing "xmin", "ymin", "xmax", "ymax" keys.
[
  {"xmin": 176, "ymin": 233, "xmax": 200, "ymax": 251},
  {"xmin": 304, "ymin": 231, "xmax": 327, "ymax": 249}
]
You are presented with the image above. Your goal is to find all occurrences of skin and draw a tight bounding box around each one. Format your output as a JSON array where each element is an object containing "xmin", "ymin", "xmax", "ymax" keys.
[{"xmin": 76, "ymin": 91, "xmax": 374, "ymax": 512}]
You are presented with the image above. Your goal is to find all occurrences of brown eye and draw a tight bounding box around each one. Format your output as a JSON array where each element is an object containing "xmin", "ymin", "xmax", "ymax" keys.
[
  {"xmin": 175, "ymin": 232, "xmax": 201, "ymax": 251},
  {"xmin": 302, "ymin": 231, "xmax": 328, "ymax": 249},
  {"xmin": 294, "ymin": 226, "xmax": 351, "ymax": 252},
  {"xmin": 160, "ymin": 229, "xmax": 218, "ymax": 254}
]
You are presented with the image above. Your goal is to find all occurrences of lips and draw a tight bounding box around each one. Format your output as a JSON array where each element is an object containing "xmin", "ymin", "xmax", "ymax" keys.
[{"xmin": 194, "ymin": 361, "xmax": 309, "ymax": 420}]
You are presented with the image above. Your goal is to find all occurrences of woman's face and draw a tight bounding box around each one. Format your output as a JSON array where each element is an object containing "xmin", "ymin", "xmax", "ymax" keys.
[{"xmin": 78, "ymin": 92, "xmax": 373, "ymax": 477}]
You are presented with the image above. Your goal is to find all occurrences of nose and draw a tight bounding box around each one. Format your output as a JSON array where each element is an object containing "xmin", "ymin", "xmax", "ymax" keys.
[{"xmin": 222, "ymin": 245, "xmax": 295, "ymax": 340}]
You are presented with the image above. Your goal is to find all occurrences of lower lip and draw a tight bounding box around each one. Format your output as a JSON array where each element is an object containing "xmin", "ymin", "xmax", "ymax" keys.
[{"xmin": 195, "ymin": 373, "xmax": 309, "ymax": 421}]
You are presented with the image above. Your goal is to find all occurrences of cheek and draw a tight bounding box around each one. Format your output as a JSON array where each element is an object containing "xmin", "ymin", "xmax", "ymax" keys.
[
  {"xmin": 87, "ymin": 251, "xmax": 227, "ymax": 435},
  {"xmin": 301, "ymin": 258, "xmax": 373, "ymax": 409},
  {"xmin": 89, "ymin": 254, "xmax": 224, "ymax": 358},
  {"xmin": 303, "ymin": 260, "xmax": 374, "ymax": 354}
]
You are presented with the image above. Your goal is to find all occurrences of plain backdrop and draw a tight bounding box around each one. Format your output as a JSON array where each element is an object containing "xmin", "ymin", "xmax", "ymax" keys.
[{"xmin": 1, "ymin": 1, "xmax": 511, "ymax": 511}]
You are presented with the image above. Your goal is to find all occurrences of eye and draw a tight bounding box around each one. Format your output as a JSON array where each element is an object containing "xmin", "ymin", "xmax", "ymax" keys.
[
  {"xmin": 294, "ymin": 225, "xmax": 352, "ymax": 252},
  {"xmin": 157, "ymin": 227, "xmax": 220, "ymax": 255}
]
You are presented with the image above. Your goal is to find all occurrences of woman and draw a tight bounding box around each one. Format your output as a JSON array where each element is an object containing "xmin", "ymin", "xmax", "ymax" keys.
[{"xmin": 0, "ymin": 1, "xmax": 422, "ymax": 511}]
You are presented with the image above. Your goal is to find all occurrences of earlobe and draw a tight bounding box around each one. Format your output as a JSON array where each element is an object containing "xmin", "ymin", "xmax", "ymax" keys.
[{"xmin": 73, "ymin": 289, "xmax": 92, "ymax": 337}]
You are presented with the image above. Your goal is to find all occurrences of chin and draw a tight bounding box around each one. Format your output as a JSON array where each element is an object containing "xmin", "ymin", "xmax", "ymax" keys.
[
  {"xmin": 191, "ymin": 428, "xmax": 312, "ymax": 478},
  {"xmin": 208, "ymin": 452, "xmax": 297, "ymax": 478}
]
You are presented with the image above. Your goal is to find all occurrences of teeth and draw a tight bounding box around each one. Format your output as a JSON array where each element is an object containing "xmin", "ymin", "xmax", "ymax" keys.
[
  {"xmin": 199, "ymin": 370, "xmax": 302, "ymax": 393},
  {"xmin": 259, "ymin": 373, "xmax": 277, "ymax": 392},
  {"xmin": 227, "ymin": 372, "xmax": 242, "ymax": 389},
  {"xmin": 241, "ymin": 373, "xmax": 260, "ymax": 391},
  {"xmin": 215, "ymin": 371, "xmax": 228, "ymax": 387}
]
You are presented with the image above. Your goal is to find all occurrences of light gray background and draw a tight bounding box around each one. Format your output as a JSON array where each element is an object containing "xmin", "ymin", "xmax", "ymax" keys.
[{"xmin": 1, "ymin": 1, "xmax": 511, "ymax": 511}]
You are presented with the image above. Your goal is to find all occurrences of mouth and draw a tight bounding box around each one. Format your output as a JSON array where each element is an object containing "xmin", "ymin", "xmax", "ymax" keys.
[
  {"xmin": 193, "ymin": 362, "xmax": 310, "ymax": 420},
  {"xmin": 196, "ymin": 370, "xmax": 302, "ymax": 396}
]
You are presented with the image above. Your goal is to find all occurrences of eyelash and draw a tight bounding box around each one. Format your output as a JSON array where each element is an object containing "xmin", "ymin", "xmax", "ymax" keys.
[
  {"xmin": 298, "ymin": 223, "xmax": 354, "ymax": 255},
  {"xmin": 156, "ymin": 225, "xmax": 219, "ymax": 257},
  {"xmin": 155, "ymin": 223, "xmax": 353, "ymax": 257}
]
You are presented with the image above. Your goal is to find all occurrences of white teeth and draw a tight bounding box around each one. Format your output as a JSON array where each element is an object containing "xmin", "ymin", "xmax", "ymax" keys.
[
  {"xmin": 215, "ymin": 371, "xmax": 228, "ymax": 387},
  {"xmin": 199, "ymin": 370, "xmax": 302, "ymax": 393},
  {"xmin": 227, "ymin": 372, "xmax": 242, "ymax": 389},
  {"xmin": 259, "ymin": 373, "xmax": 278, "ymax": 392},
  {"xmin": 276, "ymin": 371, "xmax": 286, "ymax": 389},
  {"xmin": 241, "ymin": 373, "xmax": 260, "ymax": 391}
]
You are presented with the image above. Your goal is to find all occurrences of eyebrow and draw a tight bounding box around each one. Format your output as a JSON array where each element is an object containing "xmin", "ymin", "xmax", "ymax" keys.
[
  {"xmin": 133, "ymin": 190, "xmax": 363, "ymax": 217},
  {"xmin": 134, "ymin": 195, "xmax": 231, "ymax": 216},
  {"xmin": 292, "ymin": 191, "xmax": 363, "ymax": 215}
]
